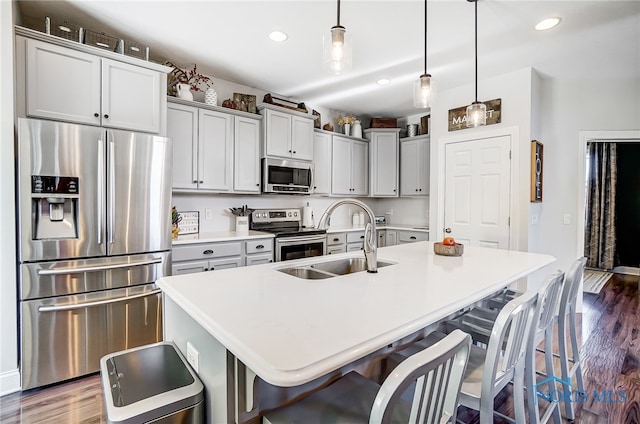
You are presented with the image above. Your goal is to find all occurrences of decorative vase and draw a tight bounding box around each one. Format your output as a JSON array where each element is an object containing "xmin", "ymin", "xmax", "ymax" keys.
[
  {"xmin": 352, "ymin": 120, "xmax": 363, "ymax": 138},
  {"xmin": 204, "ymin": 87, "xmax": 218, "ymax": 106},
  {"xmin": 175, "ymin": 83, "xmax": 193, "ymax": 101},
  {"xmin": 344, "ymin": 123, "xmax": 351, "ymax": 136}
]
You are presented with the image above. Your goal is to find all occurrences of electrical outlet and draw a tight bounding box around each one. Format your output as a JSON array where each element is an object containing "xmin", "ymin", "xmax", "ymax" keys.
[
  {"xmin": 386, "ymin": 209, "xmax": 393, "ymax": 215},
  {"xmin": 563, "ymin": 213, "xmax": 571, "ymax": 225},
  {"xmin": 531, "ymin": 215, "xmax": 538, "ymax": 225},
  {"xmin": 205, "ymin": 209, "xmax": 212, "ymax": 220},
  {"xmin": 186, "ymin": 342, "xmax": 199, "ymax": 373}
]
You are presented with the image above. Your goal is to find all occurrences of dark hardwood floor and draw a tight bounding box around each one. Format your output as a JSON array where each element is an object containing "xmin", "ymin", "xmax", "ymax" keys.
[{"xmin": 1, "ymin": 273, "xmax": 638, "ymax": 423}]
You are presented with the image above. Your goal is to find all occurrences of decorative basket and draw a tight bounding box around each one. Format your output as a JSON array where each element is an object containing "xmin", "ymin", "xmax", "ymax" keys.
[
  {"xmin": 433, "ymin": 242, "xmax": 464, "ymax": 256},
  {"xmin": 83, "ymin": 29, "xmax": 121, "ymax": 52},
  {"xmin": 45, "ymin": 17, "xmax": 83, "ymax": 42},
  {"xmin": 123, "ymin": 39, "xmax": 149, "ymax": 60}
]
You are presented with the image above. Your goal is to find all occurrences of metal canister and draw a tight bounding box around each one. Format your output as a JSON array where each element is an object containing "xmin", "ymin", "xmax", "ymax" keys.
[{"xmin": 407, "ymin": 124, "xmax": 419, "ymax": 137}]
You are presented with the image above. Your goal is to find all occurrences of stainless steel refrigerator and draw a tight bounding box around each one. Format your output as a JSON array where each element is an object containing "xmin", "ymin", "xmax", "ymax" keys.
[{"xmin": 17, "ymin": 118, "xmax": 172, "ymax": 390}]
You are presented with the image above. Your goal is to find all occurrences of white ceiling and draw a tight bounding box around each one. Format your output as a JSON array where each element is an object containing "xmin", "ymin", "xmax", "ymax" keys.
[{"xmin": 17, "ymin": 1, "xmax": 640, "ymax": 117}]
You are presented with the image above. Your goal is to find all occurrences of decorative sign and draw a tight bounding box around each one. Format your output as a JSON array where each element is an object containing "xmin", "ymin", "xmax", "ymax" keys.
[
  {"xmin": 448, "ymin": 98, "xmax": 502, "ymax": 131},
  {"xmin": 530, "ymin": 140, "xmax": 543, "ymax": 202}
]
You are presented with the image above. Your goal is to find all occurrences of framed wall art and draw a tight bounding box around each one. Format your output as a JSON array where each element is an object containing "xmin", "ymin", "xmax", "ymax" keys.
[{"xmin": 531, "ymin": 140, "xmax": 543, "ymax": 202}]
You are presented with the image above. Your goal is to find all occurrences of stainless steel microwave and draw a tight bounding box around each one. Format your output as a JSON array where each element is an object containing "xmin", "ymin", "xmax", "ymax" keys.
[{"xmin": 262, "ymin": 158, "xmax": 313, "ymax": 194}]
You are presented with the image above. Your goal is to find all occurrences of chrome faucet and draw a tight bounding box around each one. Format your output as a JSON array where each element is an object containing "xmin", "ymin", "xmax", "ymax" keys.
[{"xmin": 317, "ymin": 198, "xmax": 377, "ymax": 273}]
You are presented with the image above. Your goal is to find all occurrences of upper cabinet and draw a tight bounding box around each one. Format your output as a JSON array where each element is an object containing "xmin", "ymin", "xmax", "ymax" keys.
[
  {"xmin": 259, "ymin": 104, "xmax": 314, "ymax": 161},
  {"xmin": 313, "ymin": 130, "xmax": 332, "ymax": 195},
  {"xmin": 332, "ymin": 135, "xmax": 368, "ymax": 196},
  {"xmin": 400, "ymin": 135, "xmax": 430, "ymax": 197},
  {"xmin": 168, "ymin": 98, "xmax": 261, "ymax": 193},
  {"xmin": 17, "ymin": 30, "xmax": 168, "ymax": 134},
  {"xmin": 365, "ymin": 128, "xmax": 400, "ymax": 197}
]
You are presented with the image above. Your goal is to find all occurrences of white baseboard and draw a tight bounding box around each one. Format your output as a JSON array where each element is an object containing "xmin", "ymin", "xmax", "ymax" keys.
[
  {"xmin": 612, "ymin": 266, "xmax": 640, "ymax": 276},
  {"xmin": 0, "ymin": 369, "xmax": 21, "ymax": 397}
]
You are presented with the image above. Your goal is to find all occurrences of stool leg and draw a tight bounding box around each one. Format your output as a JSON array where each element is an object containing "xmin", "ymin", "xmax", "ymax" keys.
[
  {"xmin": 514, "ymin": 362, "xmax": 527, "ymax": 424},
  {"xmin": 544, "ymin": 328, "xmax": 562, "ymax": 424},
  {"xmin": 526, "ymin": 341, "xmax": 541, "ymax": 424},
  {"xmin": 569, "ymin": 307, "xmax": 585, "ymax": 395},
  {"xmin": 558, "ymin": 313, "xmax": 575, "ymax": 420}
]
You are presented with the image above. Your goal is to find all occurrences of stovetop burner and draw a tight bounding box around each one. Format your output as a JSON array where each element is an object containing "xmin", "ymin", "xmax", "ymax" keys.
[{"xmin": 250, "ymin": 208, "xmax": 326, "ymax": 238}]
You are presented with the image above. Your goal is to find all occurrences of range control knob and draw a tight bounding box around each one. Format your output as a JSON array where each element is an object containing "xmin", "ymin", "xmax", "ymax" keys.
[{"xmin": 294, "ymin": 211, "xmax": 298, "ymax": 217}]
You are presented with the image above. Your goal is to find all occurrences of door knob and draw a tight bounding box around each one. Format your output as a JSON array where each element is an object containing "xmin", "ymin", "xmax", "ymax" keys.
[{"xmin": 444, "ymin": 228, "xmax": 452, "ymax": 233}]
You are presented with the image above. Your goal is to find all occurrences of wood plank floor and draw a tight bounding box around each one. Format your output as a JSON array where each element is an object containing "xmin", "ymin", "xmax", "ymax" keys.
[{"xmin": 1, "ymin": 272, "xmax": 638, "ymax": 423}]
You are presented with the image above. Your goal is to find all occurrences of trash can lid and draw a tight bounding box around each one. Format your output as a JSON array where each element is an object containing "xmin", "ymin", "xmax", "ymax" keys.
[{"xmin": 101, "ymin": 342, "xmax": 204, "ymax": 424}]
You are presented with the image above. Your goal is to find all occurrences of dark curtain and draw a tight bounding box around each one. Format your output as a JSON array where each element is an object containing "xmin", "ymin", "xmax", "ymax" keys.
[{"xmin": 584, "ymin": 142, "xmax": 617, "ymax": 270}]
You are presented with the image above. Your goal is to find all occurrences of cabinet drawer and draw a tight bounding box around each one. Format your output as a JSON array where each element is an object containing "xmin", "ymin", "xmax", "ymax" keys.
[
  {"xmin": 171, "ymin": 260, "xmax": 209, "ymax": 276},
  {"xmin": 347, "ymin": 242, "xmax": 364, "ymax": 252},
  {"xmin": 207, "ymin": 257, "xmax": 242, "ymax": 271},
  {"xmin": 397, "ymin": 231, "xmax": 429, "ymax": 243},
  {"xmin": 346, "ymin": 231, "xmax": 365, "ymax": 244},
  {"xmin": 245, "ymin": 253, "xmax": 274, "ymax": 266},
  {"xmin": 327, "ymin": 246, "xmax": 346, "ymax": 255},
  {"xmin": 172, "ymin": 241, "xmax": 242, "ymax": 261},
  {"xmin": 246, "ymin": 239, "xmax": 273, "ymax": 254},
  {"xmin": 327, "ymin": 233, "xmax": 346, "ymax": 246}
]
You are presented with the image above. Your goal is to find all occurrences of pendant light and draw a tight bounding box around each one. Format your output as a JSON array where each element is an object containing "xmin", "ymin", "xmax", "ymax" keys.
[
  {"xmin": 413, "ymin": 0, "xmax": 431, "ymax": 108},
  {"xmin": 466, "ymin": 0, "xmax": 486, "ymax": 127},
  {"xmin": 323, "ymin": 0, "xmax": 352, "ymax": 74}
]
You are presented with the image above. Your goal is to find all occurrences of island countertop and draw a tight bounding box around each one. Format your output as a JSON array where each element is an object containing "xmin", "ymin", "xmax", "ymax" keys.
[{"xmin": 157, "ymin": 242, "xmax": 554, "ymax": 387}]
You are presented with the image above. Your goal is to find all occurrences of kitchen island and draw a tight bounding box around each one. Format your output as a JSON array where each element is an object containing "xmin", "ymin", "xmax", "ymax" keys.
[{"xmin": 157, "ymin": 241, "xmax": 554, "ymax": 423}]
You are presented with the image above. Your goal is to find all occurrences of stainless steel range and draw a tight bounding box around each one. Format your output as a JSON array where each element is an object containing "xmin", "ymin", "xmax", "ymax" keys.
[{"xmin": 250, "ymin": 209, "xmax": 326, "ymax": 261}]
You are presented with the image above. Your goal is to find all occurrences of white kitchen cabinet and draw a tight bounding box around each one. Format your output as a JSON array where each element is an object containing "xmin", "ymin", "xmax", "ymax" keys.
[
  {"xmin": 347, "ymin": 231, "xmax": 365, "ymax": 251},
  {"xmin": 326, "ymin": 233, "xmax": 347, "ymax": 255},
  {"xmin": 172, "ymin": 240, "xmax": 243, "ymax": 275},
  {"xmin": 396, "ymin": 230, "xmax": 429, "ymax": 244},
  {"xmin": 25, "ymin": 38, "xmax": 162, "ymax": 133},
  {"xmin": 377, "ymin": 229, "xmax": 386, "ymax": 247},
  {"xmin": 313, "ymin": 130, "xmax": 332, "ymax": 194},
  {"xmin": 234, "ymin": 116, "xmax": 261, "ymax": 193},
  {"xmin": 386, "ymin": 230, "xmax": 398, "ymax": 246},
  {"xmin": 331, "ymin": 135, "xmax": 369, "ymax": 196},
  {"xmin": 168, "ymin": 99, "xmax": 260, "ymax": 193},
  {"xmin": 260, "ymin": 105, "xmax": 314, "ymax": 161},
  {"xmin": 365, "ymin": 129, "xmax": 400, "ymax": 197},
  {"xmin": 244, "ymin": 239, "xmax": 273, "ymax": 265},
  {"xmin": 400, "ymin": 135, "xmax": 430, "ymax": 197}
]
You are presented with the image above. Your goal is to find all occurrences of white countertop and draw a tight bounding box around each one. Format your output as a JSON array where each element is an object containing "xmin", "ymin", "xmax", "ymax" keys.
[
  {"xmin": 172, "ymin": 230, "xmax": 274, "ymax": 245},
  {"xmin": 157, "ymin": 242, "xmax": 554, "ymax": 386},
  {"xmin": 326, "ymin": 224, "xmax": 429, "ymax": 233}
]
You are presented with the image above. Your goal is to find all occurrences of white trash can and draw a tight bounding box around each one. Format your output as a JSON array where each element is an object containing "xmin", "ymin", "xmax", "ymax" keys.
[{"xmin": 101, "ymin": 342, "xmax": 204, "ymax": 424}]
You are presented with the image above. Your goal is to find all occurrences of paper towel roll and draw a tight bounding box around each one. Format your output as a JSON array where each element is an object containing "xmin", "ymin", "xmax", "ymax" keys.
[{"xmin": 302, "ymin": 203, "xmax": 314, "ymax": 228}]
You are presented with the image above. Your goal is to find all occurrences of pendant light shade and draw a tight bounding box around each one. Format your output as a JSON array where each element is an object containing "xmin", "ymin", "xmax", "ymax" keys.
[
  {"xmin": 413, "ymin": 0, "xmax": 431, "ymax": 108},
  {"xmin": 466, "ymin": 0, "xmax": 486, "ymax": 127},
  {"xmin": 323, "ymin": 0, "xmax": 352, "ymax": 74}
]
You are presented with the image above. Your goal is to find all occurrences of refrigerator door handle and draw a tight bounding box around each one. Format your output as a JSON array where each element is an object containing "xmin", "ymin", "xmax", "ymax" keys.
[
  {"xmin": 38, "ymin": 257, "xmax": 163, "ymax": 276},
  {"xmin": 97, "ymin": 138, "xmax": 104, "ymax": 244},
  {"xmin": 38, "ymin": 289, "xmax": 161, "ymax": 312},
  {"xmin": 108, "ymin": 139, "xmax": 115, "ymax": 244}
]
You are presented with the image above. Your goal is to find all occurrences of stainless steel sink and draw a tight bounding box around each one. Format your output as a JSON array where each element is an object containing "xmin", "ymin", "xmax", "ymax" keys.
[{"xmin": 277, "ymin": 258, "xmax": 395, "ymax": 279}]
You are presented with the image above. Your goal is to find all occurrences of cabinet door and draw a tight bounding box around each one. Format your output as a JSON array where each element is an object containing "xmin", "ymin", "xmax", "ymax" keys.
[
  {"xmin": 208, "ymin": 257, "xmax": 242, "ymax": 271},
  {"xmin": 313, "ymin": 131, "xmax": 332, "ymax": 194},
  {"xmin": 199, "ymin": 109, "xmax": 233, "ymax": 191},
  {"xmin": 386, "ymin": 230, "xmax": 397, "ymax": 246},
  {"xmin": 331, "ymin": 136, "xmax": 353, "ymax": 195},
  {"xmin": 26, "ymin": 39, "xmax": 101, "ymax": 125},
  {"xmin": 167, "ymin": 103, "xmax": 198, "ymax": 190},
  {"xmin": 418, "ymin": 139, "xmax": 431, "ymax": 195},
  {"xmin": 371, "ymin": 133, "xmax": 398, "ymax": 196},
  {"xmin": 101, "ymin": 59, "xmax": 161, "ymax": 133},
  {"xmin": 234, "ymin": 116, "xmax": 261, "ymax": 193},
  {"xmin": 291, "ymin": 116, "xmax": 314, "ymax": 160},
  {"xmin": 400, "ymin": 140, "xmax": 419, "ymax": 196},
  {"xmin": 172, "ymin": 260, "xmax": 209, "ymax": 275},
  {"xmin": 264, "ymin": 109, "xmax": 292, "ymax": 158},
  {"xmin": 377, "ymin": 230, "xmax": 386, "ymax": 248},
  {"xmin": 351, "ymin": 140, "xmax": 369, "ymax": 196}
]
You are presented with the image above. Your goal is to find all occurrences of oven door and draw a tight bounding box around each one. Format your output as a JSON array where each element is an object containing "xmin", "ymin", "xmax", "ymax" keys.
[{"xmin": 276, "ymin": 234, "xmax": 326, "ymax": 262}]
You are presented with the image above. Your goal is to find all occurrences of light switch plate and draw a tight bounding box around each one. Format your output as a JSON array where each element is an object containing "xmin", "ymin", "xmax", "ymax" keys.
[{"xmin": 178, "ymin": 211, "xmax": 199, "ymax": 234}]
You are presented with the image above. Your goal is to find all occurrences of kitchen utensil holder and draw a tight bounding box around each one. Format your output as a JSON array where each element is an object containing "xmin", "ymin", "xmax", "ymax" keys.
[{"xmin": 236, "ymin": 216, "xmax": 249, "ymax": 233}]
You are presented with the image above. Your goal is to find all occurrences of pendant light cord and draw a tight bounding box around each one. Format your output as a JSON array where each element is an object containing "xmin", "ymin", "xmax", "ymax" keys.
[
  {"xmin": 337, "ymin": 0, "xmax": 341, "ymax": 26},
  {"xmin": 474, "ymin": 0, "xmax": 478, "ymax": 102},
  {"xmin": 424, "ymin": 0, "xmax": 427, "ymax": 74}
]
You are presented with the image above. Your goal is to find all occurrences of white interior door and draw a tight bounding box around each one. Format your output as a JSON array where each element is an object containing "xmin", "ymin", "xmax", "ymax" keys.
[{"xmin": 444, "ymin": 135, "xmax": 511, "ymax": 249}]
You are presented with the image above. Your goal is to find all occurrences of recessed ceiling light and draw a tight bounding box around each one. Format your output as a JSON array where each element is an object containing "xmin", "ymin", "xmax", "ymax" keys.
[
  {"xmin": 376, "ymin": 78, "xmax": 391, "ymax": 86},
  {"xmin": 269, "ymin": 31, "xmax": 288, "ymax": 42},
  {"xmin": 535, "ymin": 17, "xmax": 562, "ymax": 31}
]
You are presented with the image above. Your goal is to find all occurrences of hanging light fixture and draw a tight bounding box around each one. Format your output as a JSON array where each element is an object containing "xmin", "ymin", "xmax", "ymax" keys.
[
  {"xmin": 323, "ymin": 0, "xmax": 352, "ymax": 74},
  {"xmin": 413, "ymin": 0, "xmax": 431, "ymax": 108},
  {"xmin": 466, "ymin": 0, "xmax": 486, "ymax": 127}
]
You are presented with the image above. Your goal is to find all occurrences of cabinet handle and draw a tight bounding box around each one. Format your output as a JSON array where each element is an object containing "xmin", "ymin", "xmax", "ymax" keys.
[
  {"xmin": 360, "ymin": 235, "xmax": 365, "ymax": 239},
  {"xmin": 203, "ymin": 249, "xmax": 214, "ymax": 255},
  {"xmin": 256, "ymin": 244, "xmax": 264, "ymax": 249},
  {"xmin": 314, "ymin": 186, "xmax": 317, "ymax": 189},
  {"xmin": 419, "ymin": 188, "xmax": 422, "ymax": 192},
  {"xmin": 210, "ymin": 267, "xmax": 215, "ymax": 271},
  {"xmin": 416, "ymin": 189, "xmax": 419, "ymax": 192},
  {"xmin": 333, "ymin": 238, "xmax": 339, "ymax": 242},
  {"xmin": 199, "ymin": 180, "xmax": 204, "ymax": 184},
  {"xmin": 256, "ymin": 183, "xmax": 260, "ymax": 186},
  {"xmin": 94, "ymin": 113, "xmax": 99, "ymax": 117},
  {"xmin": 104, "ymin": 114, "xmax": 109, "ymax": 119},
  {"xmin": 410, "ymin": 236, "xmax": 417, "ymax": 240},
  {"xmin": 293, "ymin": 151, "xmax": 297, "ymax": 154},
  {"xmin": 288, "ymin": 150, "xmax": 292, "ymax": 153},
  {"xmin": 193, "ymin": 180, "xmax": 198, "ymax": 184}
]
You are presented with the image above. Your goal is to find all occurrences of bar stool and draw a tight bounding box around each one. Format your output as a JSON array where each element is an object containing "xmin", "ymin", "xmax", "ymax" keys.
[{"xmin": 262, "ymin": 329, "xmax": 472, "ymax": 424}]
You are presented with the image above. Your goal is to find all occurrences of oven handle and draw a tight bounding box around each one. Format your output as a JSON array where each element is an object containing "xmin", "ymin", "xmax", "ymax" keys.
[
  {"xmin": 38, "ymin": 257, "xmax": 162, "ymax": 276},
  {"xmin": 38, "ymin": 289, "xmax": 161, "ymax": 312},
  {"xmin": 277, "ymin": 235, "xmax": 326, "ymax": 244}
]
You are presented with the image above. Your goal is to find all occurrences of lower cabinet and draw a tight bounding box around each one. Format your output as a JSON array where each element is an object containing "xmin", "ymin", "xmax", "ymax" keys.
[
  {"xmin": 326, "ymin": 233, "xmax": 347, "ymax": 255},
  {"xmin": 347, "ymin": 231, "xmax": 365, "ymax": 251},
  {"xmin": 396, "ymin": 230, "xmax": 429, "ymax": 244},
  {"xmin": 172, "ymin": 238, "xmax": 273, "ymax": 275}
]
